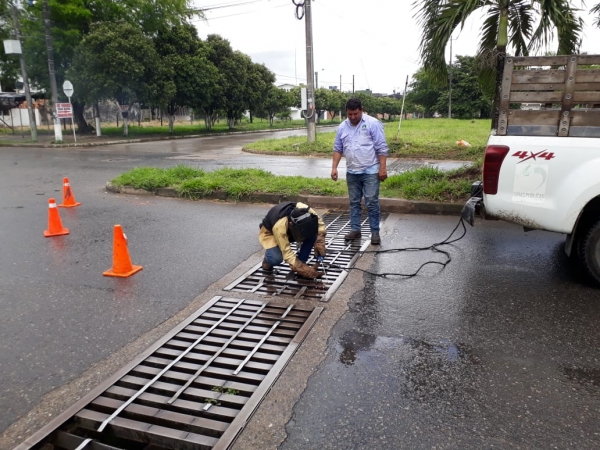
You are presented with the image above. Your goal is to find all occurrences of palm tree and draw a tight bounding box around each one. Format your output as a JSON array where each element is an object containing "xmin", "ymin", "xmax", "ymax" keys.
[
  {"xmin": 592, "ymin": 3, "xmax": 600, "ymax": 27},
  {"xmin": 414, "ymin": 0, "xmax": 583, "ymax": 129}
]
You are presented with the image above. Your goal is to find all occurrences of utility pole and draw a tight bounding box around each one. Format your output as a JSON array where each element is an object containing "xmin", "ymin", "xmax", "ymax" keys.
[
  {"xmin": 10, "ymin": 1, "xmax": 37, "ymax": 141},
  {"xmin": 448, "ymin": 36, "xmax": 453, "ymax": 119},
  {"xmin": 315, "ymin": 71, "xmax": 318, "ymax": 89},
  {"xmin": 304, "ymin": 0, "xmax": 316, "ymax": 142},
  {"xmin": 352, "ymin": 75, "xmax": 355, "ymax": 94},
  {"xmin": 42, "ymin": 0, "xmax": 63, "ymax": 142}
]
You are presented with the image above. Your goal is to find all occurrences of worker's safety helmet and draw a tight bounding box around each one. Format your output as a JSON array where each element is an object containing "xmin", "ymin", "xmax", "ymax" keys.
[{"xmin": 288, "ymin": 207, "xmax": 318, "ymax": 242}]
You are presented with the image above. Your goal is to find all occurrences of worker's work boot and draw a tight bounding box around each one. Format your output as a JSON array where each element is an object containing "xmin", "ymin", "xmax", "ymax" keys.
[
  {"xmin": 344, "ymin": 230, "xmax": 361, "ymax": 240},
  {"xmin": 370, "ymin": 232, "xmax": 381, "ymax": 245},
  {"xmin": 261, "ymin": 260, "xmax": 273, "ymax": 272}
]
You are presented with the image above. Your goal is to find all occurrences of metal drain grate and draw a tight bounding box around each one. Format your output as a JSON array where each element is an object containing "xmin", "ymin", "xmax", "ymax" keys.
[
  {"xmin": 224, "ymin": 211, "xmax": 377, "ymax": 302},
  {"xmin": 17, "ymin": 296, "xmax": 322, "ymax": 450}
]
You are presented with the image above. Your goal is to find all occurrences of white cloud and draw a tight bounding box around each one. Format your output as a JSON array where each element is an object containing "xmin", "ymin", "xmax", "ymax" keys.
[{"xmin": 193, "ymin": 0, "xmax": 600, "ymax": 94}]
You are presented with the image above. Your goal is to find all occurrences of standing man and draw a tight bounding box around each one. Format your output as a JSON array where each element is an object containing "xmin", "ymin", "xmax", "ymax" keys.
[{"xmin": 331, "ymin": 98, "xmax": 388, "ymax": 245}]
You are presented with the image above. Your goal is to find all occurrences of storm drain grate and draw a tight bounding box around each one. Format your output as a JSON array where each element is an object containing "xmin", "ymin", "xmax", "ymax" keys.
[
  {"xmin": 17, "ymin": 296, "xmax": 322, "ymax": 450},
  {"xmin": 224, "ymin": 211, "xmax": 378, "ymax": 302}
]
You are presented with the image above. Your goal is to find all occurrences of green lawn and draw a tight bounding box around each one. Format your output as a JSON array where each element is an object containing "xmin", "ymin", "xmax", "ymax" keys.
[
  {"xmin": 244, "ymin": 118, "xmax": 490, "ymax": 160},
  {"xmin": 111, "ymin": 164, "xmax": 481, "ymax": 203}
]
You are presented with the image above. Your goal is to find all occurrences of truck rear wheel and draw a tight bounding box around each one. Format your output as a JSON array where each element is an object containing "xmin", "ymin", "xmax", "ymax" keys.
[{"xmin": 580, "ymin": 219, "xmax": 600, "ymax": 285}]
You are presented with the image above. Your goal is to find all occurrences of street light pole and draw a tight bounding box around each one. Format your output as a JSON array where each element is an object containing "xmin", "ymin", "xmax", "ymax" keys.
[
  {"xmin": 339, "ymin": 74, "xmax": 342, "ymax": 122},
  {"xmin": 10, "ymin": 1, "xmax": 37, "ymax": 142},
  {"xmin": 448, "ymin": 36, "xmax": 453, "ymax": 119},
  {"xmin": 304, "ymin": 0, "xmax": 316, "ymax": 142},
  {"xmin": 42, "ymin": 0, "xmax": 63, "ymax": 142}
]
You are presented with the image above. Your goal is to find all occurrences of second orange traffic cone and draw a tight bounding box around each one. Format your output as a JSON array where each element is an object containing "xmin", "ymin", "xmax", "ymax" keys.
[
  {"xmin": 59, "ymin": 177, "xmax": 81, "ymax": 208},
  {"xmin": 103, "ymin": 225, "xmax": 143, "ymax": 277},
  {"xmin": 44, "ymin": 198, "xmax": 69, "ymax": 237}
]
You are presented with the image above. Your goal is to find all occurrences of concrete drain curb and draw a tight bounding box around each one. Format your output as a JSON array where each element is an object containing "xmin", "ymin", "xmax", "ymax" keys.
[{"xmin": 105, "ymin": 182, "xmax": 464, "ymax": 216}]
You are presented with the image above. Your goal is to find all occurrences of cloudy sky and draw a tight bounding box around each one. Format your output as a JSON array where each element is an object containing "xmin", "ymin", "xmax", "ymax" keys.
[{"xmin": 191, "ymin": 0, "xmax": 600, "ymax": 95}]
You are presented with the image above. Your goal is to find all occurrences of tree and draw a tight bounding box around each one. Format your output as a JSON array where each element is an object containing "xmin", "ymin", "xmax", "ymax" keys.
[
  {"xmin": 405, "ymin": 69, "xmax": 444, "ymax": 117},
  {"xmin": 379, "ymin": 97, "xmax": 403, "ymax": 119},
  {"xmin": 323, "ymin": 89, "xmax": 347, "ymax": 121},
  {"xmin": 415, "ymin": 0, "xmax": 583, "ymax": 129},
  {"xmin": 593, "ymin": 3, "xmax": 600, "ymax": 28},
  {"xmin": 246, "ymin": 63, "xmax": 275, "ymax": 123},
  {"xmin": 257, "ymin": 86, "xmax": 292, "ymax": 126},
  {"xmin": 153, "ymin": 24, "xmax": 218, "ymax": 133},
  {"xmin": 203, "ymin": 34, "xmax": 245, "ymax": 129},
  {"xmin": 434, "ymin": 55, "xmax": 493, "ymax": 119},
  {"xmin": 353, "ymin": 91, "xmax": 378, "ymax": 116},
  {"xmin": 69, "ymin": 21, "xmax": 173, "ymax": 136},
  {"xmin": 19, "ymin": 0, "xmax": 200, "ymax": 132},
  {"xmin": 314, "ymin": 88, "xmax": 330, "ymax": 122},
  {"xmin": 0, "ymin": 1, "xmax": 21, "ymax": 92}
]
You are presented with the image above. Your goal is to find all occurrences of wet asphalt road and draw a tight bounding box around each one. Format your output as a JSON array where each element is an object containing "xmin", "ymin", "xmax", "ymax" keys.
[
  {"xmin": 3, "ymin": 130, "xmax": 599, "ymax": 449},
  {"xmin": 1, "ymin": 129, "xmax": 336, "ymax": 434},
  {"xmin": 283, "ymin": 214, "xmax": 600, "ymax": 449}
]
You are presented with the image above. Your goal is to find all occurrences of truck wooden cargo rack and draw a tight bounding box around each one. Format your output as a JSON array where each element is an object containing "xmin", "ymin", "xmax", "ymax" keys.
[{"xmin": 498, "ymin": 54, "xmax": 600, "ymax": 137}]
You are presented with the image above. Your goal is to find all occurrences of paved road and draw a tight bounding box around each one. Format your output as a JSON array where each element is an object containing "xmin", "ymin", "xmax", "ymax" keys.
[
  {"xmin": 1, "ymin": 130, "xmax": 324, "ymax": 435},
  {"xmin": 282, "ymin": 214, "xmax": 600, "ymax": 449},
  {"xmin": 4, "ymin": 131, "xmax": 596, "ymax": 449}
]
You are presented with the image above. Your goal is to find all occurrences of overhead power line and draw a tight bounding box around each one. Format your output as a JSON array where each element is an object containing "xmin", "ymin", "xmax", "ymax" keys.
[
  {"xmin": 193, "ymin": 0, "xmax": 268, "ymax": 12},
  {"xmin": 192, "ymin": 0, "xmax": 288, "ymax": 21}
]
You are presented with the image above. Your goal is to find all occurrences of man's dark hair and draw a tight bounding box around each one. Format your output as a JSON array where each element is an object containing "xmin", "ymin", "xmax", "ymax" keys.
[{"xmin": 346, "ymin": 98, "xmax": 362, "ymax": 111}]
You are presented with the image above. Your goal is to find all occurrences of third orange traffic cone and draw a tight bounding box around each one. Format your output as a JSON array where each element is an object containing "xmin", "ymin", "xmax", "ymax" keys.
[
  {"xmin": 103, "ymin": 225, "xmax": 143, "ymax": 277},
  {"xmin": 44, "ymin": 198, "xmax": 69, "ymax": 237},
  {"xmin": 59, "ymin": 177, "xmax": 81, "ymax": 208}
]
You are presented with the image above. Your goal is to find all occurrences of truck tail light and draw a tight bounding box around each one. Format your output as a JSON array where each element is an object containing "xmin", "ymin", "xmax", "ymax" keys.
[{"xmin": 483, "ymin": 145, "xmax": 510, "ymax": 195}]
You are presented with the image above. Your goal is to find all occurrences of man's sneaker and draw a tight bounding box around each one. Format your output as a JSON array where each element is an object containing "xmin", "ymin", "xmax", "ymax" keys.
[
  {"xmin": 262, "ymin": 260, "xmax": 273, "ymax": 272},
  {"xmin": 370, "ymin": 232, "xmax": 381, "ymax": 245},
  {"xmin": 344, "ymin": 230, "xmax": 362, "ymax": 240}
]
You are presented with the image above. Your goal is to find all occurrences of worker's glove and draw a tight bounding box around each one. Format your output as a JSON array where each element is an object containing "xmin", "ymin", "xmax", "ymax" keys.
[
  {"xmin": 293, "ymin": 260, "xmax": 323, "ymax": 279},
  {"xmin": 314, "ymin": 232, "xmax": 327, "ymax": 257}
]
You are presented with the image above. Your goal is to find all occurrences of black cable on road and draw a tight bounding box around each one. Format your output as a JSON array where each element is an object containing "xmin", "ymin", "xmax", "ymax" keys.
[{"xmin": 326, "ymin": 217, "xmax": 468, "ymax": 279}]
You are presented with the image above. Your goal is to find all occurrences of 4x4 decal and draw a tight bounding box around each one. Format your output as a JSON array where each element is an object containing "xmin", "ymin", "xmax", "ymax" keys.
[{"xmin": 512, "ymin": 150, "xmax": 555, "ymax": 163}]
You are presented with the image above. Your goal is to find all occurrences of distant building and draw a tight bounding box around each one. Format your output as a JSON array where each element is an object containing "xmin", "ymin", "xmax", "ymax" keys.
[
  {"xmin": 277, "ymin": 83, "xmax": 297, "ymax": 92},
  {"xmin": 276, "ymin": 83, "xmax": 302, "ymax": 120}
]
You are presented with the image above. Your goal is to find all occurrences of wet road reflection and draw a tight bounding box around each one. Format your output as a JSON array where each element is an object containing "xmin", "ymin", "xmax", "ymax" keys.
[{"xmin": 284, "ymin": 214, "xmax": 600, "ymax": 449}]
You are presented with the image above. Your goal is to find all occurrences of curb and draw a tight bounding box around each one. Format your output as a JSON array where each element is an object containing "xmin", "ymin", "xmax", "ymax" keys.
[
  {"xmin": 105, "ymin": 182, "xmax": 464, "ymax": 216},
  {"xmin": 0, "ymin": 125, "xmax": 339, "ymax": 149}
]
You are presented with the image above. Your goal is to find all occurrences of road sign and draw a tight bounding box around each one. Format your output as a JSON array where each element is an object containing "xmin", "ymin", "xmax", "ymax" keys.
[
  {"xmin": 3, "ymin": 40, "xmax": 21, "ymax": 55},
  {"xmin": 62, "ymin": 80, "xmax": 74, "ymax": 98},
  {"xmin": 56, "ymin": 103, "xmax": 72, "ymax": 119}
]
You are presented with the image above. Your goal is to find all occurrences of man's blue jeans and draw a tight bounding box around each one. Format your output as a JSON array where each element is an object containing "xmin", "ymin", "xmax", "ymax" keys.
[
  {"xmin": 346, "ymin": 172, "xmax": 380, "ymax": 232},
  {"xmin": 264, "ymin": 233, "xmax": 317, "ymax": 266}
]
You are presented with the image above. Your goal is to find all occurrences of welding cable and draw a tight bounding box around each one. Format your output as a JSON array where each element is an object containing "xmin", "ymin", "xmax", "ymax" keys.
[{"xmin": 324, "ymin": 216, "xmax": 468, "ymax": 279}]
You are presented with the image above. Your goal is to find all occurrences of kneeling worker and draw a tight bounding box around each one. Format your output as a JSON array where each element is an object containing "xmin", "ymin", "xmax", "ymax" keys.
[{"xmin": 259, "ymin": 202, "xmax": 327, "ymax": 279}]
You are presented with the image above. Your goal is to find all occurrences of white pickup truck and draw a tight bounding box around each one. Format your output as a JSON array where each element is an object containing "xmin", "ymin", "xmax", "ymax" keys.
[{"xmin": 463, "ymin": 54, "xmax": 600, "ymax": 284}]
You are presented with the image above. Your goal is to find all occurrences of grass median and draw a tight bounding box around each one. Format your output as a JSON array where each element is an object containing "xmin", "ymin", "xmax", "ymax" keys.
[
  {"xmin": 111, "ymin": 163, "xmax": 481, "ymax": 203},
  {"xmin": 244, "ymin": 118, "xmax": 490, "ymax": 160}
]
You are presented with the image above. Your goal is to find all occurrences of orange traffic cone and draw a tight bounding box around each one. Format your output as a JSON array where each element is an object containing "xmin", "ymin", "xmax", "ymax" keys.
[
  {"xmin": 44, "ymin": 198, "xmax": 69, "ymax": 237},
  {"xmin": 103, "ymin": 225, "xmax": 143, "ymax": 277},
  {"xmin": 58, "ymin": 177, "xmax": 81, "ymax": 208}
]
